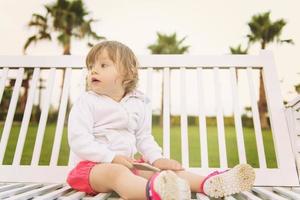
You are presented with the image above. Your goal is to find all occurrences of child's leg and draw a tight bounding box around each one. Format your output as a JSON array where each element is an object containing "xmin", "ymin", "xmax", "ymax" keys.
[{"xmin": 89, "ymin": 163, "xmax": 148, "ymax": 200}]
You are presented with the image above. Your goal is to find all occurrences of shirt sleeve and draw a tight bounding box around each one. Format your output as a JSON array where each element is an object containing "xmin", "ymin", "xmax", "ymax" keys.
[
  {"xmin": 135, "ymin": 98, "xmax": 165, "ymax": 164},
  {"xmin": 68, "ymin": 94, "xmax": 116, "ymax": 163}
]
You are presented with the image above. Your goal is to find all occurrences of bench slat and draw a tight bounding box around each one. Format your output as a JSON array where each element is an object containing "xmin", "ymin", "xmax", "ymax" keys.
[
  {"xmin": 246, "ymin": 67, "xmax": 267, "ymax": 169},
  {"xmin": 6, "ymin": 183, "xmax": 62, "ymax": 200},
  {"xmin": 214, "ymin": 67, "xmax": 227, "ymax": 168},
  {"xmin": 230, "ymin": 68, "xmax": 247, "ymax": 164},
  {"xmin": 163, "ymin": 68, "xmax": 171, "ymax": 159},
  {"xmin": 0, "ymin": 68, "xmax": 24, "ymax": 164},
  {"xmin": 180, "ymin": 67, "xmax": 189, "ymax": 168},
  {"xmin": 0, "ymin": 183, "xmax": 42, "ymax": 198},
  {"xmin": 13, "ymin": 68, "xmax": 40, "ymax": 166},
  {"xmin": 50, "ymin": 68, "xmax": 72, "ymax": 166},
  {"xmin": 31, "ymin": 68, "xmax": 56, "ymax": 166},
  {"xmin": 197, "ymin": 68, "xmax": 209, "ymax": 168}
]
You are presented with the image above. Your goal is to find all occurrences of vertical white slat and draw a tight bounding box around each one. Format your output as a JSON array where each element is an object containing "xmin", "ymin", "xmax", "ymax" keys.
[
  {"xmin": 230, "ymin": 68, "xmax": 247, "ymax": 164},
  {"xmin": 0, "ymin": 67, "xmax": 9, "ymax": 103},
  {"xmin": 246, "ymin": 67, "xmax": 267, "ymax": 169},
  {"xmin": 260, "ymin": 50, "xmax": 298, "ymax": 183},
  {"xmin": 0, "ymin": 68, "xmax": 24, "ymax": 164},
  {"xmin": 31, "ymin": 68, "xmax": 56, "ymax": 166},
  {"xmin": 50, "ymin": 68, "xmax": 72, "ymax": 166},
  {"xmin": 146, "ymin": 67, "xmax": 153, "ymax": 126},
  {"xmin": 163, "ymin": 68, "xmax": 171, "ymax": 159},
  {"xmin": 67, "ymin": 68, "xmax": 87, "ymax": 166},
  {"xmin": 180, "ymin": 67, "xmax": 189, "ymax": 168},
  {"xmin": 213, "ymin": 67, "xmax": 228, "ymax": 168},
  {"xmin": 13, "ymin": 68, "xmax": 40, "ymax": 165},
  {"xmin": 197, "ymin": 68, "xmax": 208, "ymax": 168}
]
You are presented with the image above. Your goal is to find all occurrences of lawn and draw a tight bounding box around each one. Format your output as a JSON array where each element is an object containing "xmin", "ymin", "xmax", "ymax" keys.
[{"xmin": 0, "ymin": 122, "xmax": 277, "ymax": 168}]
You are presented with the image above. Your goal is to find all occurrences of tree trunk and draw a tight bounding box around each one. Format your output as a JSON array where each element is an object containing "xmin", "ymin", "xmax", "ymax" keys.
[{"xmin": 258, "ymin": 70, "xmax": 269, "ymax": 129}]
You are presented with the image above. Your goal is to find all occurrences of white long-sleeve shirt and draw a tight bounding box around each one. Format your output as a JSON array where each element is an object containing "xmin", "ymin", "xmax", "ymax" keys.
[{"xmin": 68, "ymin": 89, "xmax": 164, "ymax": 168}]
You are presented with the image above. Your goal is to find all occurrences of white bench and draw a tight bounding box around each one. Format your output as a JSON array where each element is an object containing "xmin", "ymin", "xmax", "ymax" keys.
[{"xmin": 0, "ymin": 50, "xmax": 300, "ymax": 199}]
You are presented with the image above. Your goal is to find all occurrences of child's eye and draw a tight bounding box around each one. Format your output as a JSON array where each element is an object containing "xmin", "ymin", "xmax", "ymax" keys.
[{"xmin": 101, "ymin": 64, "xmax": 108, "ymax": 68}]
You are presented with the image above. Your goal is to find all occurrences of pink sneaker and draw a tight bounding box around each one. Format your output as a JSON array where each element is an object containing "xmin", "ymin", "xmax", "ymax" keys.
[
  {"xmin": 200, "ymin": 163, "xmax": 256, "ymax": 198},
  {"xmin": 146, "ymin": 170, "xmax": 191, "ymax": 200}
]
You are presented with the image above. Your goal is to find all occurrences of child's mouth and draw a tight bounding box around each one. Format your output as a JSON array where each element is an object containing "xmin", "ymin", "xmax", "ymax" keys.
[{"xmin": 92, "ymin": 78, "xmax": 101, "ymax": 83}]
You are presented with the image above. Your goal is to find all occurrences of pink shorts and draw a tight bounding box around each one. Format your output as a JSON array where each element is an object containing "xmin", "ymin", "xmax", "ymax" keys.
[{"xmin": 66, "ymin": 158, "xmax": 145, "ymax": 195}]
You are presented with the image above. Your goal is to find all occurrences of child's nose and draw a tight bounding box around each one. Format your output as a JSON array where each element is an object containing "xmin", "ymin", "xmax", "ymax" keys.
[{"xmin": 91, "ymin": 69, "xmax": 98, "ymax": 74}]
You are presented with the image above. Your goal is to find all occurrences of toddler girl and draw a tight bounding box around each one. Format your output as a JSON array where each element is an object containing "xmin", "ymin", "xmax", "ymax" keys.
[{"xmin": 66, "ymin": 40, "xmax": 256, "ymax": 200}]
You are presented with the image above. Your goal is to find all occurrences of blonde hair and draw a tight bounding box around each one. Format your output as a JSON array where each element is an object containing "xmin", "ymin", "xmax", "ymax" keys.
[{"xmin": 85, "ymin": 40, "xmax": 139, "ymax": 94}]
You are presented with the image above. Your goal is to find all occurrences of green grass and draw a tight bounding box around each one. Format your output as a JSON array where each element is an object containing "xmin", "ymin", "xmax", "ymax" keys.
[{"xmin": 0, "ymin": 122, "xmax": 277, "ymax": 168}]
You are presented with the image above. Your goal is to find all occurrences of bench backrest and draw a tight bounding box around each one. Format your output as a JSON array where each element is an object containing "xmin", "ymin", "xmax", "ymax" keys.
[{"xmin": 0, "ymin": 50, "xmax": 298, "ymax": 186}]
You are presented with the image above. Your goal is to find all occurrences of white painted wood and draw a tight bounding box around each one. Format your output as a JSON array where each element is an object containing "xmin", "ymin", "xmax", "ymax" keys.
[
  {"xmin": 0, "ymin": 68, "xmax": 24, "ymax": 164},
  {"xmin": 0, "ymin": 55, "xmax": 266, "ymax": 68},
  {"xmin": 252, "ymin": 187, "xmax": 288, "ymax": 200},
  {"xmin": 180, "ymin": 67, "xmax": 189, "ymax": 168},
  {"xmin": 246, "ymin": 67, "xmax": 267, "ymax": 169},
  {"xmin": 0, "ymin": 50, "xmax": 299, "ymax": 186},
  {"xmin": 31, "ymin": 68, "xmax": 56, "ymax": 166},
  {"xmin": 197, "ymin": 68, "xmax": 208, "ymax": 168},
  {"xmin": 0, "ymin": 183, "xmax": 25, "ymax": 192},
  {"xmin": 58, "ymin": 191, "xmax": 86, "ymax": 200},
  {"xmin": 237, "ymin": 191, "xmax": 262, "ymax": 200},
  {"xmin": 214, "ymin": 67, "xmax": 227, "ymax": 168},
  {"xmin": 0, "ymin": 166, "xmax": 70, "ymax": 182},
  {"xmin": 224, "ymin": 196, "xmax": 238, "ymax": 200},
  {"xmin": 6, "ymin": 183, "xmax": 63, "ymax": 200},
  {"xmin": 0, "ymin": 183, "xmax": 42, "ymax": 198},
  {"xmin": 0, "ymin": 67, "xmax": 9, "ymax": 103},
  {"xmin": 291, "ymin": 187, "xmax": 300, "ymax": 194},
  {"xmin": 273, "ymin": 186, "xmax": 300, "ymax": 199},
  {"xmin": 83, "ymin": 192, "xmax": 112, "ymax": 200},
  {"xmin": 146, "ymin": 68, "xmax": 153, "ymax": 127},
  {"xmin": 230, "ymin": 68, "xmax": 247, "ymax": 164},
  {"xmin": 34, "ymin": 185, "xmax": 73, "ymax": 200},
  {"xmin": 163, "ymin": 68, "xmax": 171, "ymax": 159},
  {"xmin": 196, "ymin": 193, "xmax": 210, "ymax": 200},
  {"xmin": 50, "ymin": 68, "xmax": 72, "ymax": 166},
  {"xmin": 13, "ymin": 68, "xmax": 40, "ymax": 165},
  {"xmin": 260, "ymin": 50, "xmax": 299, "ymax": 184}
]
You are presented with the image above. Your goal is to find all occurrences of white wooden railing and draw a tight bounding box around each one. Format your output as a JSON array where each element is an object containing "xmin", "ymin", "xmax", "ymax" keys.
[{"xmin": 0, "ymin": 50, "xmax": 299, "ymax": 188}]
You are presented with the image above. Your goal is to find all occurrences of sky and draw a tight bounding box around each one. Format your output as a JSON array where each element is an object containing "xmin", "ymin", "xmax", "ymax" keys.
[{"xmin": 0, "ymin": 0, "xmax": 299, "ymax": 116}]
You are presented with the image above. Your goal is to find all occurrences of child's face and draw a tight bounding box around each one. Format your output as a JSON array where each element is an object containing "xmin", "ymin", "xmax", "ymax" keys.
[{"xmin": 87, "ymin": 49, "xmax": 124, "ymax": 96}]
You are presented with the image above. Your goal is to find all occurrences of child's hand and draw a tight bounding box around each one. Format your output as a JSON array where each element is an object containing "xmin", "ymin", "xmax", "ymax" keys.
[
  {"xmin": 152, "ymin": 158, "xmax": 184, "ymax": 171},
  {"xmin": 112, "ymin": 155, "xmax": 135, "ymax": 169}
]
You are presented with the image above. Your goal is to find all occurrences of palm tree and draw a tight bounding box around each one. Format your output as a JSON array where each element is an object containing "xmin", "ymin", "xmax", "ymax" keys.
[
  {"xmin": 229, "ymin": 44, "xmax": 248, "ymax": 81},
  {"xmin": 148, "ymin": 32, "xmax": 190, "ymax": 127},
  {"xmin": 23, "ymin": 0, "xmax": 105, "ymax": 123},
  {"xmin": 246, "ymin": 11, "xmax": 294, "ymax": 129}
]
